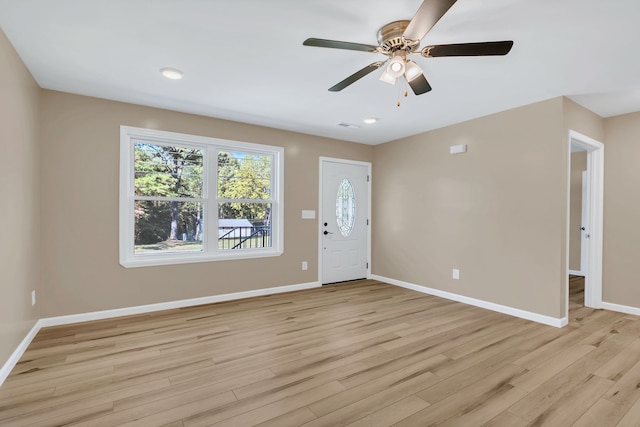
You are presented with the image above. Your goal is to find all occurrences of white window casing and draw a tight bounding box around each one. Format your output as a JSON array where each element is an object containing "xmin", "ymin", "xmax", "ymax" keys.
[{"xmin": 119, "ymin": 126, "xmax": 283, "ymax": 268}]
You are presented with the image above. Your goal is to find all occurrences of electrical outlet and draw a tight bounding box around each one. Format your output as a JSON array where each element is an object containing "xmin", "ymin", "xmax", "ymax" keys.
[
  {"xmin": 452, "ymin": 269, "xmax": 460, "ymax": 280},
  {"xmin": 302, "ymin": 261, "xmax": 308, "ymax": 271},
  {"xmin": 31, "ymin": 290, "xmax": 36, "ymax": 306}
]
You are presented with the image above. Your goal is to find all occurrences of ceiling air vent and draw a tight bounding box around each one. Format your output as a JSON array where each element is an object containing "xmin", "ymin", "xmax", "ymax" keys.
[{"xmin": 337, "ymin": 122, "xmax": 360, "ymax": 129}]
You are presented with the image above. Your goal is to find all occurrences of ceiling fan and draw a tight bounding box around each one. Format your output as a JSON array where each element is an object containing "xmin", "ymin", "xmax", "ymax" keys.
[{"xmin": 303, "ymin": 0, "xmax": 513, "ymax": 96}]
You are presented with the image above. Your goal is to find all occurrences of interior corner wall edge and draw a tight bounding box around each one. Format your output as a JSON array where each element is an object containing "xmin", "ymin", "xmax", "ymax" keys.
[{"xmin": 0, "ymin": 29, "xmax": 41, "ymax": 375}]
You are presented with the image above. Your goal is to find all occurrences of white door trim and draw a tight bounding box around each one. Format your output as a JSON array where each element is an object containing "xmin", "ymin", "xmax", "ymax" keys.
[
  {"xmin": 579, "ymin": 170, "xmax": 589, "ymax": 276},
  {"xmin": 318, "ymin": 157, "xmax": 372, "ymax": 285},
  {"xmin": 566, "ymin": 130, "xmax": 604, "ymax": 314}
]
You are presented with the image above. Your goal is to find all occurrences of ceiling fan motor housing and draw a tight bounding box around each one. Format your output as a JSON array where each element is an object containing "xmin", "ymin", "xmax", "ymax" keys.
[{"xmin": 377, "ymin": 20, "xmax": 420, "ymax": 53}]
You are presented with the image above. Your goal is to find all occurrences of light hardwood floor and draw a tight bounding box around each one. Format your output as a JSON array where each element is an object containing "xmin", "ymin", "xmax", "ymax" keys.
[{"xmin": 2, "ymin": 278, "xmax": 640, "ymax": 426}]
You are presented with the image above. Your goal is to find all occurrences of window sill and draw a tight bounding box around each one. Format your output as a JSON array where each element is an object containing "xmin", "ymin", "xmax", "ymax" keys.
[{"xmin": 119, "ymin": 249, "xmax": 283, "ymax": 268}]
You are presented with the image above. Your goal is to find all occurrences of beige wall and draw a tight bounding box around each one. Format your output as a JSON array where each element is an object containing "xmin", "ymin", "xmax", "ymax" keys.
[
  {"xmin": 563, "ymin": 98, "xmax": 605, "ymax": 143},
  {"xmin": 603, "ymin": 112, "xmax": 640, "ymax": 307},
  {"xmin": 39, "ymin": 91, "xmax": 373, "ymax": 317},
  {"xmin": 569, "ymin": 151, "xmax": 587, "ymax": 272},
  {"xmin": 0, "ymin": 30, "xmax": 41, "ymax": 366},
  {"xmin": 372, "ymin": 98, "xmax": 567, "ymax": 319}
]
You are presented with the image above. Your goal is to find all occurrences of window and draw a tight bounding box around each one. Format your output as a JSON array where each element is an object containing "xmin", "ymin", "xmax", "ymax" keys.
[{"xmin": 120, "ymin": 126, "xmax": 283, "ymax": 267}]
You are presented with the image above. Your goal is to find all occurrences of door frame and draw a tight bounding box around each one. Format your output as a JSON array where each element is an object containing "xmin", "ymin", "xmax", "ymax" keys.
[
  {"xmin": 318, "ymin": 157, "xmax": 372, "ymax": 285},
  {"xmin": 579, "ymin": 170, "xmax": 589, "ymax": 276},
  {"xmin": 566, "ymin": 130, "xmax": 604, "ymax": 314}
]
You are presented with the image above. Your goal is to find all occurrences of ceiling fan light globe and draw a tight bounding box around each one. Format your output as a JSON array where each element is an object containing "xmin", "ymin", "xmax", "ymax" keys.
[
  {"xmin": 386, "ymin": 57, "xmax": 406, "ymax": 78},
  {"xmin": 379, "ymin": 70, "xmax": 397, "ymax": 85},
  {"xmin": 404, "ymin": 60, "xmax": 423, "ymax": 82}
]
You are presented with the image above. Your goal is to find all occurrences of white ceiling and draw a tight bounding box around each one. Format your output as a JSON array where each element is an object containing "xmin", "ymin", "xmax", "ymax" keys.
[{"xmin": 2, "ymin": 0, "xmax": 639, "ymax": 145}]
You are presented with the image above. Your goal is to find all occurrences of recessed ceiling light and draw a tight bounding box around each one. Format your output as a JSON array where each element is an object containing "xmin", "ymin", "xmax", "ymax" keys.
[
  {"xmin": 363, "ymin": 118, "xmax": 378, "ymax": 124},
  {"xmin": 160, "ymin": 67, "xmax": 184, "ymax": 80}
]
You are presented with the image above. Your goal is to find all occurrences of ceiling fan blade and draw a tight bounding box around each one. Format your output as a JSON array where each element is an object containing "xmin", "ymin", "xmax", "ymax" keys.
[
  {"xmin": 303, "ymin": 38, "xmax": 379, "ymax": 53},
  {"xmin": 403, "ymin": 0, "xmax": 458, "ymax": 42},
  {"xmin": 328, "ymin": 62, "xmax": 385, "ymax": 92},
  {"xmin": 422, "ymin": 41, "xmax": 514, "ymax": 57},
  {"xmin": 407, "ymin": 73, "xmax": 432, "ymax": 95}
]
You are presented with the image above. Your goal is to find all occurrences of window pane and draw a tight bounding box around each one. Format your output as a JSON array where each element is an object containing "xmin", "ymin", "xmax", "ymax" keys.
[
  {"xmin": 218, "ymin": 151, "xmax": 271, "ymax": 200},
  {"xmin": 218, "ymin": 202, "xmax": 271, "ymax": 250},
  {"xmin": 135, "ymin": 200, "xmax": 203, "ymax": 253},
  {"xmin": 134, "ymin": 142, "xmax": 203, "ymax": 198}
]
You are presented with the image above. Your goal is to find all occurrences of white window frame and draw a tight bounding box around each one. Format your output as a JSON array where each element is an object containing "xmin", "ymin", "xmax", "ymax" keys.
[{"xmin": 119, "ymin": 126, "xmax": 283, "ymax": 268}]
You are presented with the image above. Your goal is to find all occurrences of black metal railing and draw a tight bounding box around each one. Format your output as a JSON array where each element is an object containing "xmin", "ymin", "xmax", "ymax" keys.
[{"xmin": 218, "ymin": 226, "xmax": 271, "ymax": 250}]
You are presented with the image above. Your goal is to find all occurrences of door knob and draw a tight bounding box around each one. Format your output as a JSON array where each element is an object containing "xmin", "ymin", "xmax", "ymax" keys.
[
  {"xmin": 580, "ymin": 227, "xmax": 586, "ymax": 231},
  {"xmin": 323, "ymin": 230, "xmax": 332, "ymax": 235}
]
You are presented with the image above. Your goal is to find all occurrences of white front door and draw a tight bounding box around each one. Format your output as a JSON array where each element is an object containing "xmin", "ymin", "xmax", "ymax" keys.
[{"xmin": 321, "ymin": 159, "xmax": 370, "ymax": 284}]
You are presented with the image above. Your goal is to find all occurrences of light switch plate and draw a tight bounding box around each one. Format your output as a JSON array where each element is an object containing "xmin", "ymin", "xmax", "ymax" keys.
[{"xmin": 301, "ymin": 210, "xmax": 316, "ymax": 219}]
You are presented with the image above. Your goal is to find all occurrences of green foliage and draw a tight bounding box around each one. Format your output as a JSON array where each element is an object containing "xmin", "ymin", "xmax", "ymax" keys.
[
  {"xmin": 218, "ymin": 152, "xmax": 271, "ymax": 222},
  {"xmin": 134, "ymin": 200, "xmax": 171, "ymax": 244}
]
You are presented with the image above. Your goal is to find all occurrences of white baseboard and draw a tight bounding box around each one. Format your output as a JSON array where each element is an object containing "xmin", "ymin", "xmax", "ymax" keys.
[
  {"xmin": 371, "ymin": 274, "xmax": 568, "ymax": 328},
  {"xmin": 0, "ymin": 320, "xmax": 43, "ymax": 386},
  {"xmin": 568, "ymin": 270, "xmax": 584, "ymax": 276},
  {"xmin": 40, "ymin": 281, "xmax": 321, "ymax": 328},
  {"xmin": 1, "ymin": 281, "xmax": 321, "ymax": 387},
  {"xmin": 601, "ymin": 301, "xmax": 640, "ymax": 317}
]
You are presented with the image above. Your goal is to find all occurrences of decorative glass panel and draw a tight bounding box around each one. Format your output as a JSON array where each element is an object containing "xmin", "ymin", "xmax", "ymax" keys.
[{"xmin": 336, "ymin": 179, "xmax": 356, "ymax": 237}]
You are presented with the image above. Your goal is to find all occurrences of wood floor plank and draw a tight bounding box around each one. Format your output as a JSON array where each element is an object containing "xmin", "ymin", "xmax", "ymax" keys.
[
  {"xmin": 114, "ymin": 369, "xmax": 273, "ymax": 412},
  {"xmin": 303, "ymin": 369, "xmax": 439, "ymax": 427},
  {"xmin": 481, "ymin": 411, "xmax": 528, "ymax": 427},
  {"xmin": 1, "ymin": 277, "xmax": 640, "ymax": 426},
  {"xmin": 0, "ymin": 378, "xmax": 169, "ymax": 422},
  {"xmin": 253, "ymin": 407, "xmax": 317, "ymax": 427},
  {"xmin": 309, "ymin": 366, "xmax": 439, "ymax": 427},
  {"xmin": 72, "ymin": 390, "xmax": 237, "ymax": 427},
  {"xmin": 615, "ymin": 396, "xmax": 640, "ymax": 427},
  {"xmin": 206, "ymin": 381, "xmax": 345, "ymax": 426},
  {"xmin": 438, "ymin": 381, "xmax": 529, "ymax": 427},
  {"xmin": 572, "ymin": 398, "xmax": 627, "ymax": 427},
  {"xmin": 343, "ymin": 395, "xmax": 430, "ymax": 427},
  {"xmin": 417, "ymin": 339, "xmax": 529, "ymax": 405},
  {"xmin": 522, "ymin": 373, "xmax": 614, "ymax": 426},
  {"xmin": 400, "ymin": 363, "xmax": 528, "ymax": 426},
  {"xmin": 5, "ymin": 401, "xmax": 113, "ymax": 427},
  {"xmin": 603, "ymin": 358, "xmax": 640, "ymax": 407},
  {"xmin": 509, "ymin": 344, "xmax": 596, "ymax": 392},
  {"xmin": 595, "ymin": 337, "xmax": 640, "ymax": 381}
]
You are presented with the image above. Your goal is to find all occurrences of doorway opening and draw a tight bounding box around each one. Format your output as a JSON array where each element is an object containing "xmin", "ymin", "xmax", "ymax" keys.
[{"xmin": 566, "ymin": 130, "xmax": 604, "ymax": 318}]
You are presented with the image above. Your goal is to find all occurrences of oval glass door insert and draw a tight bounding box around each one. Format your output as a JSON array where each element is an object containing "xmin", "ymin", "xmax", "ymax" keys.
[{"xmin": 336, "ymin": 178, "xmax": 356, "ymax": 237}]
